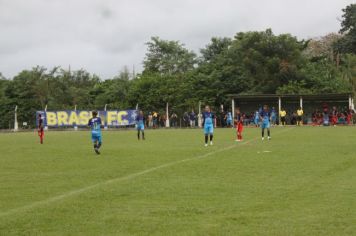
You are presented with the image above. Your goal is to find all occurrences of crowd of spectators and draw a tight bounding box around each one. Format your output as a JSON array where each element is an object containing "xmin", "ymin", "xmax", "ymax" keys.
[{"xmin": 141, "ymin": 104, "xmax": 356, "ymax": 128}]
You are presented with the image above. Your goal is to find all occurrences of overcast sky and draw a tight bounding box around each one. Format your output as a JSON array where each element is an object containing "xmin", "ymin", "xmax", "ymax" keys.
[{"xmin": 0, "ymin": 0, "xmax": 354, "ymax": 79}]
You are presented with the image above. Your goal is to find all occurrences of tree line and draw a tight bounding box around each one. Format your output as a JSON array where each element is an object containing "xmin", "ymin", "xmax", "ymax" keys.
[{"xmin": 0, "ymin": 4, "xmax": 355, "ymax": 129}]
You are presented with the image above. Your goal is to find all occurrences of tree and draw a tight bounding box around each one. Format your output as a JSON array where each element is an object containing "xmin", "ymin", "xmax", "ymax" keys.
[
  {"xmin": 334, "ymin": 4, "xmax": 356, "ymax": 54},
  {"xmin": 143, "ymin": 37, "xmax": 197, "ymax": 75}
]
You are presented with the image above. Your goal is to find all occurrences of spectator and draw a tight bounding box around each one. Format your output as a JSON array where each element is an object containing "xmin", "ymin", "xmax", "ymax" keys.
[
  {"xmin": 271, "ymin": 107, "xmax": 277, "ymax": 126},
  {"xmin": 170, "ymin": 113, "xmax": 178, "ymax": 127},
  {"xmin": 160, "ymin": 113, "xmax": 166, "ymax": 127},
  {"xmin": 148, "ymin": 112, "xmax": 153, "ymax": 128},
  {"xmin": 331, "ymin": 106, "xmax": 338, "ymax": 126},
  {"xmin": 220, "ymin": 108, "xmax": 226, "ymax": 127},
  {"xmin": 346, "ymin": 108, "xmax": 352, "ymax": 125},
  {"xmin": 152, "ymin": 111, "xmax": 158, "ymax": 129},
  {"xmin": 189, "ymin": 110, "xmax": 196, "ymax": 128},
  {"xmin": 254, "ymin": 110, "xmax": 260, "ymax": 127},
  {"xmin": 183, "ymin": 112, "xmax": 190, "ymax": 127},
  {"xmin": 291, "ymin": 112, "xmax": 297, "ymax": 125},
  {"xmin": 226, "ymin": 111, "xmax": 232, "ymax": 127},
  {"xmin": 352, "ymin": 109, "xmax": 356, "ymax": 124}
]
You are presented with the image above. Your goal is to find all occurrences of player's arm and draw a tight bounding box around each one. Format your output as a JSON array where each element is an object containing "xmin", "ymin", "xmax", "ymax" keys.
[{"xmin": 87, "ymin": 118, "xmax": 92, "ymax": 127}]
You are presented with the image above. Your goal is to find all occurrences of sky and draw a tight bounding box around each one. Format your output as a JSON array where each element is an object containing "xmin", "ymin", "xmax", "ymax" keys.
[{"xmin": 0, "ymin": 0, "xmax": 354, "ymax": 79}]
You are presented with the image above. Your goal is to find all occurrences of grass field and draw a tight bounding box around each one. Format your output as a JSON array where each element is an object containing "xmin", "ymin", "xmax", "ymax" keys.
[{"xmin": 0, "ymin": 126, "xmax": 355, "ymax": 235}]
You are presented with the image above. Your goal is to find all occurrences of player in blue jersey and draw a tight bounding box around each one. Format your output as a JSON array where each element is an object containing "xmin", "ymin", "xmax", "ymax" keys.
[
  {"xmin": 136, "ymin": 110, "xmax": 145, "ymax": 140},
  {"xmin": 260, "ymin": 105, "xmax": 271, "ymax": 141},
  {"xmin": 88, "ymin": 111, "xmax": 102, "ymax": 154},
  {"xmin": 202, "ymin": 105, "xmax": 215, "ymax": 147}
]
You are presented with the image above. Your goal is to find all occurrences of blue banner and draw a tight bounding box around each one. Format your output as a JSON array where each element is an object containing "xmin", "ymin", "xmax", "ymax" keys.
[{"xmin": 36, "ymin": 110, "xmax": 138, "ymax": 127}]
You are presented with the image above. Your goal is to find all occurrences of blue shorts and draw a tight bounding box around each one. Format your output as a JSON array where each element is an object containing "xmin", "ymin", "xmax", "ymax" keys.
[
  {"xmin": 137, "ymin": 123, "xmax": 144, "ymax": 130},
  {"xmin": 204, "ymin": 124, "xmax": 214, "ymax": 134},
  {"xmin": 261, "ymin": 121, "xmax": 270, "ymax": 129},
  {"xmin": 226, "ymin": 119, "xmax": 232, "ymax": 126},
  {"xmin": 91, "ymin": 133, "xmax": 102, "ymax": 143},
  {"xmin": 254, "ymin": 119, "xmax": 259, "ymax": 125}
]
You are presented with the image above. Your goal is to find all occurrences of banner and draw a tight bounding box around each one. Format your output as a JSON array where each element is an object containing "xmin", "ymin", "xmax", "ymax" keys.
[{"xmin": 36, "ymin": 110, "xmax": 138, "ymax": 127}]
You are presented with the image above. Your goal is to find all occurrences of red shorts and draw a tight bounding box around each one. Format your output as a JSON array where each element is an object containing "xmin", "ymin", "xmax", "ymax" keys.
[
  {"xmin": 38, "ymin": 129, "xmax": 44, "ymax": 137},
  {"xmin": 237, "ymin": 123, "xmax": 243, "ymax": 132}
]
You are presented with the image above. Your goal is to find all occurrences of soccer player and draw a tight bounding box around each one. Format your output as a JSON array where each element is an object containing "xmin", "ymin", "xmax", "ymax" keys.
[
  {"xmin": 136, "ymin": 110, "xmax": 145, "ymax": 140},
  {"xmin": 260, "ymin": 105, "xmax": 271, "ymax": 140},
  {"xmin": 296, "ymin": 107, "xmax": 304, "ymax": 126},
  {"xmin": 88, "ymin": 111, "xmax": 102, "ymax": 155},
  {"xmin": 202, "ymin": 105, "xmax": 215, "ymax": 147},
  {"xmin": 37, "ymin": 113, "xmax": 44, "ymax": 144},
  {"xmin": 234, "ymin": 109, "xmax": 243, "ymax": 141}
]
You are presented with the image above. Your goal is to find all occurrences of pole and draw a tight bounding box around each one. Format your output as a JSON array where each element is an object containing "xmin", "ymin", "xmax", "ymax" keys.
[
  {"xmin": 231, "ymin": 98, "xmax": 235, "ymax": 121},
  {"xmin": 44, "ymin": 104, "xmax": 48, "ymax": 130},
  {"xmin": 300, "ymin": 97, "xmax": 303, "ymax": 109},
  {"xmin": 104, "ymin": 104, "xmax": 108, "ymax": 130},
  {"xmin": 74, "ymin": 105, "xmax": 78, "ymax": 131},
  {"xmin": 165, "ymin": 102, "xmax": 170, "ymax": 127},
  {"xmin": 14, "ymin": 106, "xmax": 18, "ymax": 132}
]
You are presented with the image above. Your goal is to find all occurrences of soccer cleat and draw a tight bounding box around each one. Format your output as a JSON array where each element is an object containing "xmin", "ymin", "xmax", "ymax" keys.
[
  {"xmin": 262, "ymin": 137, "xmax": 265, "ymax": 141},
  {"xmin": 94, "ymin": 148, "xmax": 100, "ymax": 155},
  {"xmin": 268, "ymin": 136, "xmax": 271, "ymax": 140},
  {"xmin": 204, "ymin": 143, "xmax": 208, "ymax": 147},
  {"xmin": 210, "ymin": 141, "xmax": 213, "ymax": 146}
]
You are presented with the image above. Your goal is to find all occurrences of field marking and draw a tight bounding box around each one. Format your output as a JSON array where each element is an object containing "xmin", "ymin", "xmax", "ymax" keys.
[{"xmin": 0, "ymin": 127, "xmax": 294, "ymax": 218}]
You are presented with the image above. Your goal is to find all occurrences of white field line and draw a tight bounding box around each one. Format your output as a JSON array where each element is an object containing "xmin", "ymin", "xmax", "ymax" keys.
[{"xmin": 0, "ymin": 127, "xmax": 293, "ymax": 218}]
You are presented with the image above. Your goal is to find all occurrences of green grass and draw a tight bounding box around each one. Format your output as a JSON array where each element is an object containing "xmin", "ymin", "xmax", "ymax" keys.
[{"xmin": 0, "ymin": 126, "xmax": 356, "ymax": 235}]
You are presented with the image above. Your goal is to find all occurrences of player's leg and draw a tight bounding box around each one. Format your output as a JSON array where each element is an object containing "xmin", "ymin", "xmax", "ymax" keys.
[
  {"xmin": 137, "ymin": 128, "xmax": 140, "ymax": 140},
  {"xmin": 97, "ymin": 135, "xmax": 102, "ymax": 148},
  {"xmin": 141, "ymin": 125, "xmax": 145, "ymax": 140},
  {"xmin": 95, "ymin": 135, "xmax": 102, "ymax": 154},
  {"xmin": 261, "ymin": 122, "xmax": 266, "ymax": 140},
  {"xmin": 40, "ymin": 130, "xmax": 44, "ymax": 144},
  {"xmin": 239, "ymin": 123, "xmax": 243, "ymax": 140},
  {"xmin": 92, "ymin": 134, "xmax": 100, "ymax": 154},
  {"xmin": 235, "ymin": 127, "xmax": 239, "ymax": 141},
  {"xmin": 209, "ymin": 125, "xmax": 214, "ymax": 145},
  {"xmin": 204, "ymin": 125, "xmax": 209, "ymax": 146}
]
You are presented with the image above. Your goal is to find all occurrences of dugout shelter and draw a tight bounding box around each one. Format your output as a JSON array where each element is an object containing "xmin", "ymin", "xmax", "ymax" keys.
[{"xmin": 228, "ymin": 93, "xmax": 354, "ymax": 124}]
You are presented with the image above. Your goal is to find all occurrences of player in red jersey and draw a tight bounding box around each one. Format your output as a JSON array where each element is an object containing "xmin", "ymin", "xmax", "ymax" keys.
[
  {"xmin": 234, "ymin": 109, "xmax": 244, "ymax": 142},
  {"xmin": 331, "ymin": 106, "xmax": 338, "ymax": 126},
  {"xmin": 38, "ymin": 114, "xmax": 44, "ymax": 144}
]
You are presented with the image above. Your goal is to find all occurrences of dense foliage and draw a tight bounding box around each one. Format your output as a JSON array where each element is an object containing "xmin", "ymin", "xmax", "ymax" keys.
[{"xmin": 0, "ymin": 4, "xmax": 355, "ymax": 128}]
